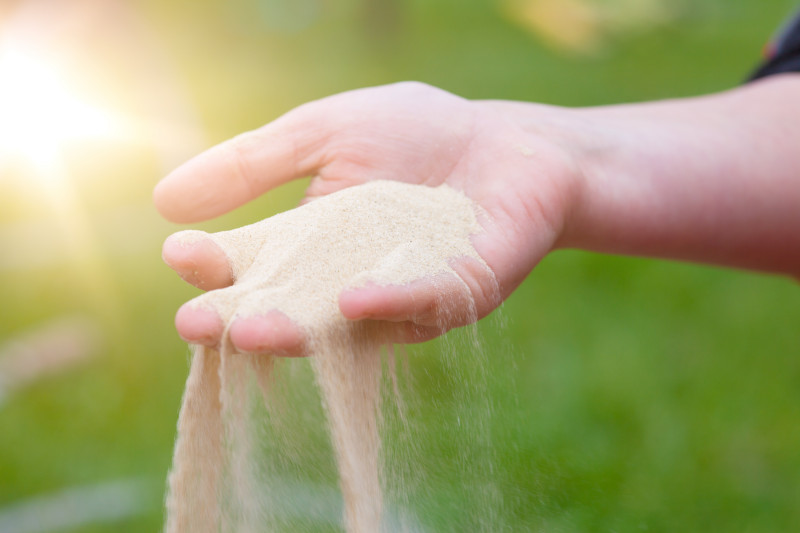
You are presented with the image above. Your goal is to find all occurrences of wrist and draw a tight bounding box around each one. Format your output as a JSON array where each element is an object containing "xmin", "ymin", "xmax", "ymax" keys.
[
  {"xmin": 546, "ymin": 108, "xmax": 622, "ymax": 252},
  {"xmin": 480, "ymin": 99, "xmax": 611, "ymax": 252}
]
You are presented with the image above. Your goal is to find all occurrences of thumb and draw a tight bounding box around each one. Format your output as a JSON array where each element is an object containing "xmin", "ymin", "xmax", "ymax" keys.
[{"xmin": 153, "ymin": 101, "xmax": 334, "ymax": 224}]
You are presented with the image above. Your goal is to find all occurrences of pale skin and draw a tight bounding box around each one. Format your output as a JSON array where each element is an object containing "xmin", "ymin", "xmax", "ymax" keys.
[{"xmin": 154, "ymin": 76, "xmax": 800, "ymax": 355}]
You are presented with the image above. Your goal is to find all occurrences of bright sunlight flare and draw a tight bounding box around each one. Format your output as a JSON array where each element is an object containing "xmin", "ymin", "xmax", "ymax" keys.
[{"xmin": 0, "ymin": 45, "xmax": 117, "ymax": 171}]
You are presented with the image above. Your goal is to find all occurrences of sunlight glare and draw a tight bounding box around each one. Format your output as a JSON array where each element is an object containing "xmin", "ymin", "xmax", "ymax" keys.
[{"xmin": 0, "ymin": 45, "xmax": 117, "ymax": 172}]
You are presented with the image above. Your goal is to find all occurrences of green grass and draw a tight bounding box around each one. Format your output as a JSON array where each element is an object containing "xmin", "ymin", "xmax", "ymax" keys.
[{"xmin": 1, "ymin": 0, "xmax": 799, "ymax": 531}]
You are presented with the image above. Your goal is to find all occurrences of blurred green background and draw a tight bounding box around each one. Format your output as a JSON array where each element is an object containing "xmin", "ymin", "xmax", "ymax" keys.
[{"xmin": 1, "ymin": 0, "xmax": 799, "ymax": 531}]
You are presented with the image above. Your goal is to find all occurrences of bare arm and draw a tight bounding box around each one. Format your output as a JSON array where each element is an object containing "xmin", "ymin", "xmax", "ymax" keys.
[
  {"xmin": 491, "ymin": 74, "xmax": 800, "ymax": 278},
  {"xmin": 155, "ymin": 78, "xmax": 800, "ymax": 353}
]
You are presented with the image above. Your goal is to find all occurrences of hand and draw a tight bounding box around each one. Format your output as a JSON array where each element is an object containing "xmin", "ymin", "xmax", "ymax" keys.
[{"xmin": 154, "ymin": 82, "xmax": 581, "ymax": 354}]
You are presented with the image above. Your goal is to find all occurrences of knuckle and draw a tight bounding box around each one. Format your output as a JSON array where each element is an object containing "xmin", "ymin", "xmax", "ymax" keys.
[
  {"xmin": 223, "ymin": 136, "xmax": 260, "ymax": 194},
  {"xmin": 391, "ymin": 80, "xmax": 433, "ymax": 93}
]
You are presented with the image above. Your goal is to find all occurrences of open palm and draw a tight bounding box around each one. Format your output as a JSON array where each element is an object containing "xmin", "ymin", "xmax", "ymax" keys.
[{"xmin": 155, "ymin": 82, "xmax": 578, "ymax": 353}]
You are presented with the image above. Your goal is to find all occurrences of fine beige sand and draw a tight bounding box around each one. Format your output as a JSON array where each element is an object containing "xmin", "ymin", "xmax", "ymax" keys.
[{"xmin": 164, "ymin": 180, "xmax": 492, "ymax": 533}]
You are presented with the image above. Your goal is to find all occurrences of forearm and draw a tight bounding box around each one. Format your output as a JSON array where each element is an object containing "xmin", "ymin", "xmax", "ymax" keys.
[{"xmin": 495, "ymin": 74, "xmax": 800, "ymax": 278}]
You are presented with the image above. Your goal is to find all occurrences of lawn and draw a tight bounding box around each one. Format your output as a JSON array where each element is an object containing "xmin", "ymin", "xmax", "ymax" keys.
[{"xmin": 1, "ymin": 0, "xmax": 798, "ymax": 531}]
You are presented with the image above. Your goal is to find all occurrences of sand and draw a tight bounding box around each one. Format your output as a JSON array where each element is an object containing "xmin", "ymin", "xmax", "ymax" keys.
[{"xmin": 163, "ymin": 180, "xmax": 492, "ymax": 532}]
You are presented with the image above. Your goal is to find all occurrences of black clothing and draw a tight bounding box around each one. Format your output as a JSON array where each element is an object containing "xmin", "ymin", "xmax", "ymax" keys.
[{"xmin": 750, "ymin": 10, "xmax": 800, "ymax": 80}]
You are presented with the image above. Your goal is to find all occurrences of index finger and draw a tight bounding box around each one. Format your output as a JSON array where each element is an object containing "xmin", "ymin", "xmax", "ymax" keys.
[{"xmin": 153, "ymin": 105, "xmax": 330, "ymax": 223}]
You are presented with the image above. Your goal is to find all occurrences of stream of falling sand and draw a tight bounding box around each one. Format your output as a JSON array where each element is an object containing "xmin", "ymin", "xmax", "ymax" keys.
[{"xmin": 163, "ymin": 181, "xmax": 499, "ymax": 532}]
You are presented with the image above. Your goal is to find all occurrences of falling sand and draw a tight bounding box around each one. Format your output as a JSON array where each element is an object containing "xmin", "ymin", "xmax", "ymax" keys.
[{"xmin": 163, "ymin": 181, "xmax": 495, "ymax": 532}]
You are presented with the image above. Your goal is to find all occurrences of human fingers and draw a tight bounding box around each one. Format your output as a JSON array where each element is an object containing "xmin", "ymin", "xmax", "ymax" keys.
[
  {"xmin": 175, "ymin": 304, "xmax": 225, "ymax": 346},
  {"xmin": 339, "ymin": 260, "xmax": 499, "ymax": 330},
  {"xmin": 228, "ymin": 312, "xmax": 305, "ymax": 357},
  {"xmin": 338, "ymin": 279, "xmax": 457, "ymax": 327},
  {"xmin": 163, "ymin": 220, "xmax": 284, "ymax": 290},
  {"xmin": 162, "ymin": 230, "xmax": 233, "ymax": 290},
  {"xmin": 175, "ymin": 301, "xmax": 305, "ymax": 356},
  {"xmin": 153, "ymin": 101, "xmax": 332, "ymax": 223}
]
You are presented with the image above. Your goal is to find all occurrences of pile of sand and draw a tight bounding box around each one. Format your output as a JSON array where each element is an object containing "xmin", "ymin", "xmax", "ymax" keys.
[{"xmin": 163, "ymin": 180, "xmax": 493, "ymax": 532}]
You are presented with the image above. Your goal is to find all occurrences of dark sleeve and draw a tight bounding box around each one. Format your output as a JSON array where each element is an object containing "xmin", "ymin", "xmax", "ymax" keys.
[{"xmin": 749, "ymin": 10, "xmax": 800, "ymax": 80}]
